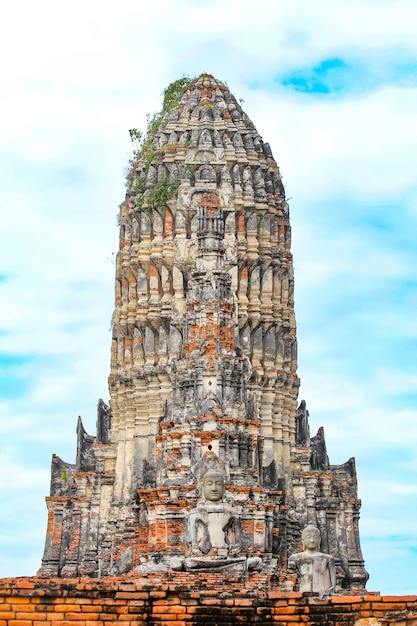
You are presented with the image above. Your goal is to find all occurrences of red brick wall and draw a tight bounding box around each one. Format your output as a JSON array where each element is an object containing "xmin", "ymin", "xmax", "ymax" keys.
[{"xmin": 1, "ymin": 575, "xmax": 416, "ymax": 626}]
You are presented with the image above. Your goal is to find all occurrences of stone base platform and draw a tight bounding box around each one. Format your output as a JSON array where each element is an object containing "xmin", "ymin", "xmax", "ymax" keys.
[{"xmin": 1, "ymin": 574, "xmax": 416, "ymax": 625}]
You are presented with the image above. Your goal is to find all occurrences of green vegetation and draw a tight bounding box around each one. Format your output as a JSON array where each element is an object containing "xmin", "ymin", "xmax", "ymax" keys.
[
  {"xmin": 129, "ymin": 75, "xmax": 196, "ymax": 166},
  {"xmin": 128, "ymin": 75, "xmax": 199, "ymax": 213},
  {"xmin": 61, "ymin": 467, "xmax": 68, "ymax": 481},
  {"xmin": 136, "ymin": 179, "xmax": 180, "ymax": 214}
]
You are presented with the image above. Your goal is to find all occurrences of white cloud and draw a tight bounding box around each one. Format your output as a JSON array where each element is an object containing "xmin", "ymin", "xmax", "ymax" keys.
[
  {"xmin": 0, "ymin": 0, "xmax": 416, "ymax": 593},
  {"xmin": 0, "ymin": 449, "xmax": 50, "ymax": 492},
  {"xmin": 252, "ymin": 85, "xmax": 417, "ymax": 206}
]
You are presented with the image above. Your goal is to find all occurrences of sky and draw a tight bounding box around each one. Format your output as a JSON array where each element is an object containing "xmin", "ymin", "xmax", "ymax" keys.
[{"xmin": 0, "ymin": 0, "xmax": 416, "ymax": 594}]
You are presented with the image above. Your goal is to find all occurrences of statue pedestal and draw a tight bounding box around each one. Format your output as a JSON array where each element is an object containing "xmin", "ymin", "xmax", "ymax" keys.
[
  {"xmin": 170, "ymin": 555, "xmax": 262, "ymax": 573},
  {"xmin": 186, "ymin": 555, "xmax": 247, "ymax": 572}
]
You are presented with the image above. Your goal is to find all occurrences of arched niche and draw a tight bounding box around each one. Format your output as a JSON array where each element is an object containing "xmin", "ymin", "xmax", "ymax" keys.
[
  {"xmin": 168, "ymin": 325, "xmax": 182, "ymax": 359},
  {"xmin": 200, "ymin": 334, "xmax": 221, "ymax": 357},
  {"xmin": 159, "ymin": 326, "xmax": 168, "ymax": 357},
  {"xmin": 196, "ymin": 164, "xmax": 216, "ymax": 183},
  {"xmin": 239, "ymin": 324, "xmax": 251, "ymax": 356},
  {"xmin": 140, "ymin": 212, "xmax": 152, "ymax": 235},
  {"xmin": 264, "ymin": 326, "xmax": 276, "ymax": 364},
  {"xmin": 232, "ymin": 132, "xmax": 243, "ymax": 148},
  {"xmin": 161, "ymin": 265, "xmax": 172, "ymax": 297},
  {"xmin": 115, "ymin": 278, "xmax": 122, "ymax": 306},
  {"xmin": 168, "ymin": 131, "xmax": 178, "ymax": 144},
  {"xmin": 174, "ymin": 211, "xmax": 186, "ymax": 234},
  {"xmin": 237, "ymin": 214, "xmax": 246, "ymax": 236},
  {"xmin": 149, "ymin": 264, "xmax": 161, "ymax": 299},
  {"xmin": 238, "ymin": 265, "xmax": 249, "ymax": 294},
  {"xmin": 246, "ymin": 213, "xmax": 257, "ymax": 233},
  {"xmin": 179, "ymin": 130, "xmax": 191, "ymax": 144},
  {"xmin": 213, "ymin": 129, "xmax": 222, "ymax": 147},
  {"xmin": 153, "ymin": 210, "xmax": 163, "ymax": 236},
  {"xmin": 261, "ymin": 266, "xmax": 273, "ymax": 299},
  {"xmin": 198, "ymin": 128, "xmax": 213, "ymax": 148},
  {"xmin": 124, "ymin": 222, "xmax": 131, "ymax": 244},
  {"xmin": 225, "ymin": 213, "xmax": 236, "ymax": 232},
  {"xmin": 259, "ymin": 213, "xmax": 270, "ymax": 236},
  {"xmin": 145, "ymin": 165, "xmax": 157, "ymax": 188},
  {"xmin": 232, "ymin": 163, "xmax": 241, "ymax": 184},
  {"xmin": 229, "ymin": 265, "xmax": 238, "ymax": 295},
  {"xmin": 132, "ymin": 217, "xmax": 140, "ymax": 240},
  {"xmin": 170, "ymin": 162, "xmax": 179, "ymax": 181},
  {"xmin": 133, "ymin": 327, "xmax": 145, "ymax": 367},
  {"xmin": 221, "ymin": 164, "xmax": 231, "ymax": 183},
  {"xmin": 249, "ymin": 266, "xmax": 261, "ymax": 292},
  {"xmin": 251, "ymin": 326, "xmax": 263, "ymax": 360},
  {"xmin": 144, "ymin": 327, "xmax": 155, "ymax": 357},
  {"xmin": 242, "ymin": 166, "xmax": 253, "ymax": 190},
  {"xmin": 172, "ymin": 266, "xmax": 185, "ymax": 296},
  {"xmin": 164, "ymin": 210, "xmax": 173, "ymax": 237},
  {"xmin": 137, "ymin": 268, "xmax": 148, "ymax": 300},
  {"xmin": 157, "ymin": 164, "xmax": 167, "ymax": 183}
]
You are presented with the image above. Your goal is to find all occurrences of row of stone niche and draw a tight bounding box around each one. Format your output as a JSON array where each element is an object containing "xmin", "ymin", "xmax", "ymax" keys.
[
  {"xmin": 119, "ymin": 209, "xmax": 290, "ymax": 244},
  {"xmin": 115, "ymin": 248, "xmax": 293, "ymax": 288},
  {"xmin": 150, "ymin": 126, "xmax": 271, "ymax": 154},
  {"xmin": 157, "ymin": 433, "xmax": 262, "ymax": 475},
  {"xmin": 164, "ymin": 94, "xmax": 253, "ymax": 125},
  {"xmin": 111, "ymin": 325, "xmax": 298, "ymax": 371},
  {"xmin": 133, "ymin": 161, "xmax": 283, "ymax": 196},
  {"xmin": 177, "ymin": 82, "xmax": 246, "ymax": 105},
  {"xmin": 114, "ymin": 266, "xmax": 293, "ymax": 318}
]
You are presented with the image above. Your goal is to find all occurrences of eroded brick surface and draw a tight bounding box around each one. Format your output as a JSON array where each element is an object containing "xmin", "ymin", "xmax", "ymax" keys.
[{"xmin": 1, "ymin": 578, "xmax": 417, "ymax": 626}]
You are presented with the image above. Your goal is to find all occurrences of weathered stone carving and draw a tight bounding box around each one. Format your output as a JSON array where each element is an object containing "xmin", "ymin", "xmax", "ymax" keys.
[
  {"xmin": 38, "ymin": 75, "xmax": 368, "ymax": 590},
  {"xmin": 170, "ymin": 470, "xmax": 262, "ymax": 572},
  {"xmin": 288, "ymin": 525, "xmax": 336, "ymax": 596},
  {"xmin": 189, "ymin": 472, "xmax": 236, "ymax": 558}
]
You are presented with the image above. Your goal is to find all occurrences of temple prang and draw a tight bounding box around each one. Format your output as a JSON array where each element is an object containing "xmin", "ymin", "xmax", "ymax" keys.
[{"xmin": 38, "ymin": 74, "xmax": 368, "ymax": 591}]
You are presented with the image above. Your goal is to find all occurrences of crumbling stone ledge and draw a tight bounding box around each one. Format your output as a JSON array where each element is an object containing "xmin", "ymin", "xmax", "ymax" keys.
[{"xmin": 0, "ymin": 575, "xmax": 416, "ymax": 625}]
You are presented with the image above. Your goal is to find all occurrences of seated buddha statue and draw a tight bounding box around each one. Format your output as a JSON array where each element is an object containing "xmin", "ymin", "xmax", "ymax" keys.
[
  {"xmin": 188, "ymin": 470, "xmax": 240, "ymax": 559},
  {"xmin": 288, "ymin": 524, "xmax": 336, "ymax": 596},
  {"xmin": 170, "ymin": 470, "xmax": 261, "ymax": 572}
]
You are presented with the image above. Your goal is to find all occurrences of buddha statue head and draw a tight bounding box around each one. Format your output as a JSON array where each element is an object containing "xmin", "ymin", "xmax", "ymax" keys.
[
  {"xmin": 202, "ymin": 470, "xmax": 225, "ymax": 502},
  {"xmin": 301, "ymin": 525, "xmax": 321, "ymax": 553}
]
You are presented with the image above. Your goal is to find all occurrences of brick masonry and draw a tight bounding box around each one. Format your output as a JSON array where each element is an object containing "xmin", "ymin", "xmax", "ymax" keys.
[{"xmin": 1, "ymin": 576, "xmax": 416, "ymax": 625}]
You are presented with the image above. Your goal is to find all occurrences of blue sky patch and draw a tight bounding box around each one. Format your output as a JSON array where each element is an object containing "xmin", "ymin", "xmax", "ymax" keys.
[
  {"xmin": 283, "ymin": 58, "xmax": 353, "ymax": 94},
  {"xmin": 49, "ymin": 166, "xmax": 91, "ymax": 188},
  {"xmin": 281, "ymin": 53, "xmax": 417, "ymax": 97},
  {"xmin": 0, "ymin": 354, "xmax": 32, "ymax": 368},
  {"xmin": 396, "ymin": 61, "xmax": 417, "ymax": 86},
  {"xmin": 0, "ymin": 354, "xmax": 34, "ymax": 399},
  {"xmin": 0, "ymin": 376, "xmax": 30, "ymax": 400}
]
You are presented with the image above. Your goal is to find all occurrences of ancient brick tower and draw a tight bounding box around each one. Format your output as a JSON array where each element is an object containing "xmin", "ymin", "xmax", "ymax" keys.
[{"xmin": 39, "ymin": 74, "xmax": 368, "ymax": 590}]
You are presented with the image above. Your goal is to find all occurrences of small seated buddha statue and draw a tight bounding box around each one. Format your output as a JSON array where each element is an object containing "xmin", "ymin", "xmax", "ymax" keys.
[{"xmin": 288, "ymin": 524, "xmax": 336, "ymax": 596}]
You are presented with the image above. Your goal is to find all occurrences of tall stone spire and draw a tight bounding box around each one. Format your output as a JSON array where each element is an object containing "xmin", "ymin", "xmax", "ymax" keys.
[{"xmin": 39, "ymin": 74, "xmax": 368, "ymax": 589}]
